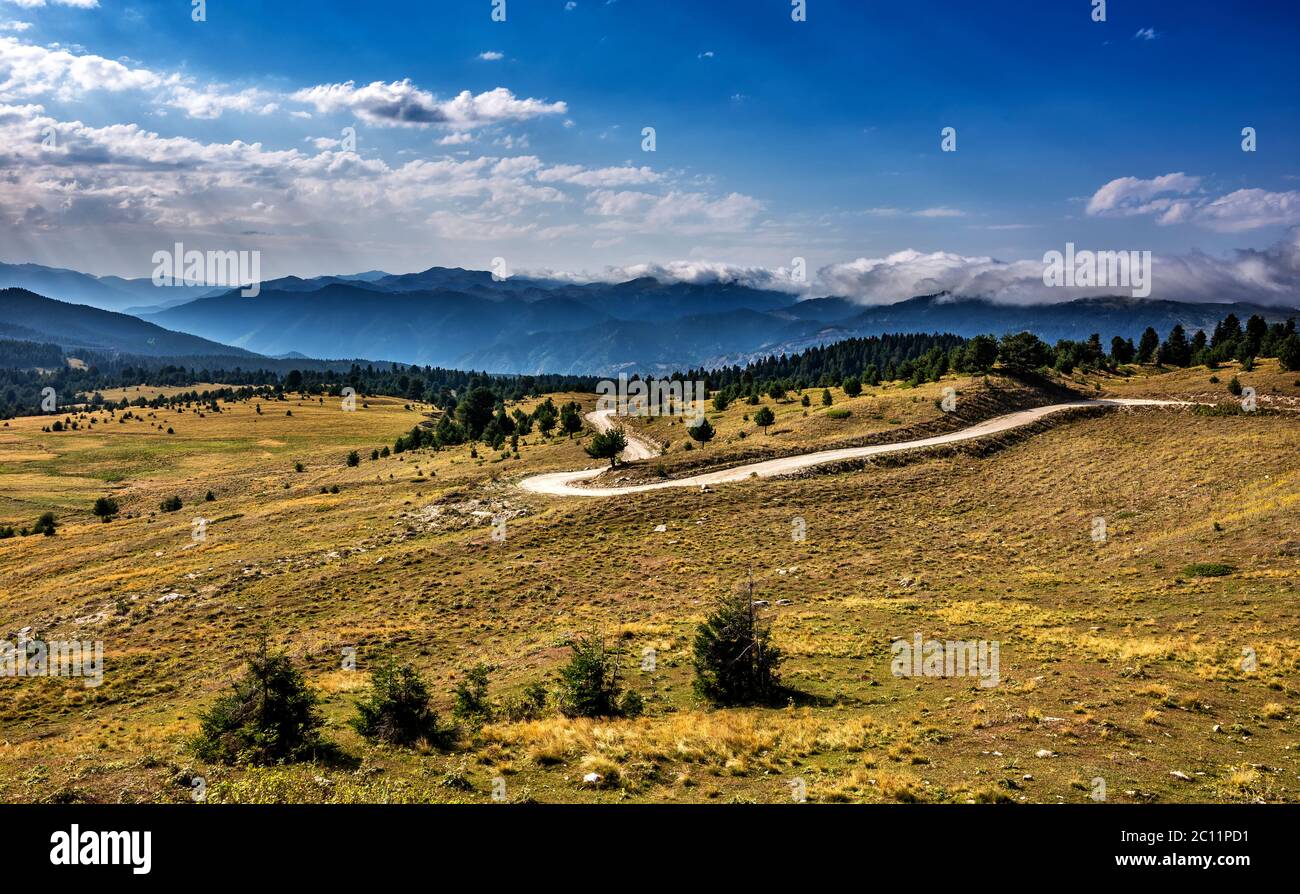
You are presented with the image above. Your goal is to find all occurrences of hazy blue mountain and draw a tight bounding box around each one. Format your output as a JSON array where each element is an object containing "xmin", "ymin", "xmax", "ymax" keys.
[
  {"xmin": 8, "ymin": 260, "xmax": 1297, "ymax": 375},
  {"xmin": 145, "ymin": 282, "xmax": 609, "ymax": 364},
  {"xmin": 0, "ymin": 289, "xmax": 262, "ymax": 358},
  {"xmin": 0, "ymin": 262, "xmax": 216, "ymax": 312}
]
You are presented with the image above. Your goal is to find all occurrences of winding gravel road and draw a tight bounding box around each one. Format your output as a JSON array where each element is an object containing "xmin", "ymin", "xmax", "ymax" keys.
[{"xmin": 518, "ymin": 399, "xmax": 1190, "ymax": 498}]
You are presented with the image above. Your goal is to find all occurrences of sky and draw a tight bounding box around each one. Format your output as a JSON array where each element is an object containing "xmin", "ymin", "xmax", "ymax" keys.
[{"xmin": 1, "ymin": 0, "xmax": 1299, "ymax": 304}]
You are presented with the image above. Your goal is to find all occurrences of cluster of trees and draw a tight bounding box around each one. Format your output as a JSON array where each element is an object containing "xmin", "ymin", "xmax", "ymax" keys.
[
  {"xmin": 193, "ymin": 587, "xmax": 783, "ymax": 769},
  {"xmin": 1134, "ymin": 313, "xmax": 1300, "ymax": 370},
  {"xmin": 999, "ymin": 313, "xmax": 1299, "ymax": 375},
  {"xmin": 688, "ymin": 311, "xmax": 1299, "ymax": 402},
  {"xmin": 393, "ymin": 388, "xmax": 584, "ymax": 454},
  {"xmin": 0, "ymin": 342, "xmax": 597, "ymax": 419},
  {"xmin": 0, "ymin": 511, "xmax": 57, "ymax": 539},
  {"xmin": 688, "ymin": 333, "xmax": 973, "ymax": 406}
]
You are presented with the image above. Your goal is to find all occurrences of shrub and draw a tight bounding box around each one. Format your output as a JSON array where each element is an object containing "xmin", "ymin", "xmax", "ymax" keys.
[
  {"xmin": 346, "ymin": 450, "xmax": 360, "ymax": 467},
  {"xmin": 452, "ymin": 663, "xmax": 493, "ymax": 728},
  {"xmin": 1184, "ymin": 562, "xmax": 1236, "ymax": 578},
  {"xmin": 193, "ymin": 641, "xmax": 327, "ymax": 765},
  {"xmin": 351, "ymin": 661, "xmax": 443, "ymax": 748},
  {"xmin": 584, "ymin": 427, "xmax": 627, "ymax": 468},
  {"xmin": 693, "ymin": 584, "xmax": 783, "ymax": 706},
  {"xmin": 618, "ymin": 689, "xmax": 645, "ymax": 717},
  {"xmin": 160, "ymin": 495, "xmax": 183, "ymax": 512},
  {"xmin": 1228, "ymin": 376, "xmax": 1243, "ymax": 396},
  {"xmin": 205, "ymin": 490, "xmax": 216, "ymax": 501},
  {"xmin": 826, "ymin": 408, "xmax": 851, "ymax": 420},
  {"xmin": 557, "ymin": 635, "xmax": 624, "ymax": 718},
  {"xmin": 92, "ymin": 496, "xmax": 119, "ymax": 522},
  {"xmin": 32, "ymin": 512, "xmax": 57, "ymax": 537},
  {"xmin": 687, "ymin": 417, "xmax": 715, "ymax": 443},
  {"xmin": 821, "ymin": 389, "xmax": 833, "ymax": 406},
  {"xmin": 500, "ymin": 681, "xmax": 549, "ymax": 722},
  {"xmin": 841, "ymin": 376, "xmax": 862, "ymax": 397}
]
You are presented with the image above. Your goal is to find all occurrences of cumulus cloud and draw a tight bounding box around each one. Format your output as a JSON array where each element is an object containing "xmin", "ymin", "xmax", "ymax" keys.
[
  {"xmin": 477, "ymin": 51, "xmax": 504, "ymax": 61},
  {"xmin": 535, "ymin": 233, "xmax": 1300, "ymax": 308},
  {"xmin": 815, "ymin": 235, "xmax": 1300, "ymax": 306},
  {"xmin": 168, "ymin": 85, "xmax": 280, "ymax": 119},
  {"xmin": 290, "ymin": 81, "xmax": 566, "ymax": 129},
  {"xmin": 0, "ymin": 35, "xmax": 168, "ymax": 99},
  {"xmin": 1085, "ymin": 172, "xmax": 1201, "ymax": 217},
  {"xmin": 1086, "ymin": 172, "xmax": 1300, "ymax": 232}
]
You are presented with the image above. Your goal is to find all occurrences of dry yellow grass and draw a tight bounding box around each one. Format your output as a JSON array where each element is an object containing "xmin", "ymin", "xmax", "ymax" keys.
[{"xmin": 1, "ymin": 363, "xmax": 1297, "ymax": 803}]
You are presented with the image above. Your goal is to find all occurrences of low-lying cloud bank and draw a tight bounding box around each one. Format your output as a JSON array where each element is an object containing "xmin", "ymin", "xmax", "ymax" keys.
[{"xmin": 530, "ymin": 228, "xmax": 1300, "ymax": 308}]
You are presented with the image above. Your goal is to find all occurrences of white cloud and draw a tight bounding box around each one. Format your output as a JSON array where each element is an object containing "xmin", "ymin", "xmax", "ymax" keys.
[
  {"xmin": 1087, "ymin": 172, "xmax": 1300, "ymax": 232},
  {"xmin": 862, "ymin": 206, "xmax": 967, "ymax": 219},
  {"xmin": 477, "ymin": 51, "xmax": 504, "ymax": 61},
  {"xmin": 813, "ymin": 233, "xmax": 1300, "ymax": 306},
  {"xmin": 913, "ymin": 207, "xmax": 967, "ymax": 218},
  {"xmin": 168, "ymin": 85, "xmax": 280, "ymax": 119},
  {"xmin": 535, "ymin": 229, "xmax": 1300, "ymax": 308},
  {"xmin": 0, "ymin": 21, "xmax": 33, "ymax": 31},
  {"xmin": 1085, "ymin": 172, "xmax": 1202, "ymax": 217},
  {"xmin": 0, "ymin": 36, "xmax": 168, "ymax": 99},
  {"xmin": 3, "ymin": 0, "xmax": 99, "ymax": 8},
  {"xmin": 290, "ymin": 81, "xmax": 566, "ymax": 129},
  {"xmin": 536, "ymin": 163, "xmax": 660, "ymax": 187},
  {"xmin": 586, "ymin": 189, "xmax": 763, "ymax": 232},
  {"xmin": 1134, "ymin": 27, "xmax": 1158, "ymax": 40}
]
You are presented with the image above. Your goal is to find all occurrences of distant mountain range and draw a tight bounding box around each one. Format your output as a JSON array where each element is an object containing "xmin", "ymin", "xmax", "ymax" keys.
[
  {"xmin": 0, "ymin": 288, "xmax": 260, "ymax": 358},
  {"xmin": 0, "ymin": 262, "xmax": 217, "ymax": 313},
  {"xmin": 1, "ymin": 263, "xmax": 1296, "ymax": 375}
]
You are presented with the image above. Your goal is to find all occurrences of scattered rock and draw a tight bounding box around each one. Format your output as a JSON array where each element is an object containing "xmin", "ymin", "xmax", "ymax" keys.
[{"xmin": 653, "ymin": 524, "xmax": 667, "ymax": 533}]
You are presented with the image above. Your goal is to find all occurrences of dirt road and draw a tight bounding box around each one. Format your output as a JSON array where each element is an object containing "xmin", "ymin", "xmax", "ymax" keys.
[{"xmin": 519, "ymin": 399, "xmax": 1189, "ymax": 498}]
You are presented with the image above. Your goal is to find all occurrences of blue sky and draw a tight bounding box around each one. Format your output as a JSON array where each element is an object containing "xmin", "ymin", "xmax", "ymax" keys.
[{"xmin": 2, "ymin": 0, "xmax": 1298, "ymax": 303}]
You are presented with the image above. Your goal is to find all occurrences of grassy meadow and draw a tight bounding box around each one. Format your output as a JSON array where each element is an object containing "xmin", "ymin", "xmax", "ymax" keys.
[{"xmin": 0, "ymin": 361, "xmax": 1297, "ymax": 804}]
